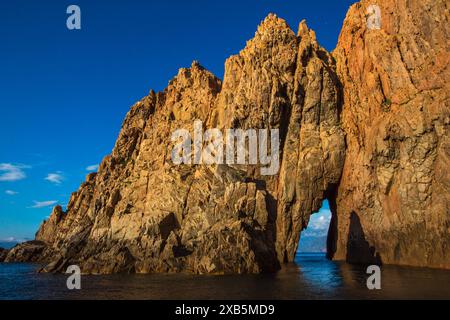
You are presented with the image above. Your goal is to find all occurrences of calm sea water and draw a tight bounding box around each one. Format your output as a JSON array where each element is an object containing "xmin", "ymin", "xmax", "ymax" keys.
[{"xmin": 1, "ymin": 253, "xmax": 449, "ymax": 300}]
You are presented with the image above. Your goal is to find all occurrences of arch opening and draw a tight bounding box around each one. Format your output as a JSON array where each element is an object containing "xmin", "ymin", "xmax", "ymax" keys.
[{"xmin": 296, "ymin": 199, "xmax": 332, "ymax": 257}]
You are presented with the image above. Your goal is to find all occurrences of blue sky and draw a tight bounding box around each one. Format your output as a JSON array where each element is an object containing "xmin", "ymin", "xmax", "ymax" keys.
[{"xmin": 0, "ymin": 0, "xmax": 353, "ymax": 241}]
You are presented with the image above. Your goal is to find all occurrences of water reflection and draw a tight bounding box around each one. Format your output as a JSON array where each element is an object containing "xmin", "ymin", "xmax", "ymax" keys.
[
  {"xmin": 1, "ymin": 254, "xmax": 449, "ymax": 300},
  {"xmin": 296, "ymin": 253, "xmax": 343, "ymax": 294}
]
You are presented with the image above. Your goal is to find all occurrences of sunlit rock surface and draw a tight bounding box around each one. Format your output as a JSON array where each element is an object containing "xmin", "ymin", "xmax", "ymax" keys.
[
  {"xmin": 9, "ymin": 0, "xmax": 449, "ymax": 273},
  {"xmin": 331, "ymin": 0, "xmax": 450, "ymax": 269}
]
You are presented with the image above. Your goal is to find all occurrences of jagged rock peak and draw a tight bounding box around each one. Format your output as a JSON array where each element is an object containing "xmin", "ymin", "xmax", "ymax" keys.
[
  {"xmin": 8, "ymin": 0, "xmax": 449, "ymax": 273},
  {"xmin": 168, "ymin": 60, "xmax": 221, "ymax": 93},
  {"xmin": 235, "ymin": 13, "xmax": 298, "ymax": 58},
  {"xmin": 297, "ymin": 19, "xmax": 317, "ymax": 43},
  {"xmin": 190, "ymin": 60, "xmax": 203, "ymax": 69},
  {"xmin": 257, "ymin": 13, "xmax": 293, "ymax": 34},
  {"xmin": 25, "ymin": 9, "xmax": 345, "ymax": 274}
]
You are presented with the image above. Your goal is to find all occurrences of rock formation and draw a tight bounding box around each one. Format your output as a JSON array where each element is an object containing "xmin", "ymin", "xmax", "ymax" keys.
[
  {"xmin": 0, "ymin": 248, "xmax": 8, "ymax": 262},
  {"xmin": 29, "ymin": 14, "xmax": 344, "ymax": 274},
  {"xmin": 4, "ymin": 0, "xmax": 448, "ymax": 272},
  {"xmin": 4, "ymin": 241, "xmax": 47, "ymax": 263},
  {"xmin": 330, "ymin": 0, "xmax": 450, "ymax": 269}
]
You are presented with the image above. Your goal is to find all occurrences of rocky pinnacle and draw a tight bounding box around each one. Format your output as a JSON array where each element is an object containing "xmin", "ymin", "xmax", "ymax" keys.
[{"xmin": 5, "ymin": 0, "xmax": 448, "ymax": 273}]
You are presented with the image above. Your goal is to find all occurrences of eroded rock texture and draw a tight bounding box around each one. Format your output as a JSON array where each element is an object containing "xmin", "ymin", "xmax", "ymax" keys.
[
  {"xmin": 27, "ymin": 15, "xmax": 344, "ymax": 274},
  {"xmin": 9, "ymin": 0, "xmax": 449, "ymax": 273},
  {"xmin": 331, "ymin": 0, "xmax": 450, "ymax": 268},
  {"xmin": 4, "ymin": 241, "xmax": 47, "ymax": 263}
]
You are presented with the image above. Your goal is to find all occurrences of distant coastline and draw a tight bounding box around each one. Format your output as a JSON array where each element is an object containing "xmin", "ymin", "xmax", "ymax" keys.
[{"xmin": 0, "ymin": 241, "xmax": 20, "ymax": 250}]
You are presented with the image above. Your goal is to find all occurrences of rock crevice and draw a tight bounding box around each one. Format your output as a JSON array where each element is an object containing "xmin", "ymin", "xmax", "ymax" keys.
[
  {"xmin": 7, "ymin": 0, "xmax": 449, "ymax": 272},
  {"xmin": 27, "ymin": 15, "xmax": 345, "ymax": 274}
]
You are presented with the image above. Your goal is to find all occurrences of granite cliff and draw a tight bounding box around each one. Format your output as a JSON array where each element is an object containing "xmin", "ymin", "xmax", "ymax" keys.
[
  {"xmin": 4, "ymin": 0, "xmax": 449, "ymax": 272},
  {"xmin": 330, "ymin": 0, "xmax": 449, "ymax": 269}
]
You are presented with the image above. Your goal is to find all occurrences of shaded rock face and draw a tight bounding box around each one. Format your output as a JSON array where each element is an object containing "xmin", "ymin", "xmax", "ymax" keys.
[
  {"xmin": 4, "ymin": 241, "xmax": 47, "ymax": 263},
  {"xmin": 29, "ymin": 15, "xmax": 344, "ymax": 274},
  {"xmin": 36, "ymin": 206, "xmax": 65, "ymax": 245},
  {"xmin": 331, "ymin": 0, "xmax": 450, "ymax": 268},
  {"xmin": 0, "ymin": 248, "xmax": 8, "ymax": 262}
]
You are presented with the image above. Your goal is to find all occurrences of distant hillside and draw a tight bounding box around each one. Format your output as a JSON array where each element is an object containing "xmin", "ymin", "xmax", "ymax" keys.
[
  {"xmin": 0, "ymin": 242, "xmax": 19, "ymax": 250},
  {"xmin": 297, "ymin": 228, "xmax": 328, "ymax": 253}
]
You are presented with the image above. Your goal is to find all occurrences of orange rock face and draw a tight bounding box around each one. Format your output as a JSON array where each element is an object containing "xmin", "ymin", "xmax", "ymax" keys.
[
  {"xmin": 15, "ymin": 0, "xmax": 449, "ymax": 273},
  {"xmin": 28, "ymin": 15, "xmax": 345, "ymax": 274},
  {"xmin": 331, "ymin": 0, "xmax": 449, "ymax": 268}
]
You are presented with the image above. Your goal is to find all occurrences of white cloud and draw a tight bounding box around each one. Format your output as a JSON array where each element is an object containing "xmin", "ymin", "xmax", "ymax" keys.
[
  {"xmin": 29, "ymin": 200, "xmax": 58, "ymax": 209},
  {"xmin": 0, "ymin": 163, "xmax": 29, "ymax": 182},
  {"xmin": 45, "ymin": 172, "xmax": 64, "ymax": 184},
  {"xmin": 86, "ymin": 164, "xmax": 99, "ymax": 172},
  {"xmin": 5, "ymin": 190, "xmax": 18, "ymax": 195},
  {"xmin": 308, "ymin": 209, "xmax": 332, "ymax": 231},
  {"xmin": 0, "ymin": 237, "xmax": 26, "ymax": 243}
]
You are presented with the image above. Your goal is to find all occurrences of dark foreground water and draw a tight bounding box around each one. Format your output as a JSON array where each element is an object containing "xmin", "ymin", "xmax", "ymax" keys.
[{"xmin": 1, "ymin": 253, "xmax": 449, "ymax": 300}]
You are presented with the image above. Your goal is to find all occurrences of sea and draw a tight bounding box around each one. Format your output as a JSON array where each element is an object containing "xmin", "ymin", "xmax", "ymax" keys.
[{"xmin": 1, "ymin": 253, "xmax": 449, "ymax": 300}]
